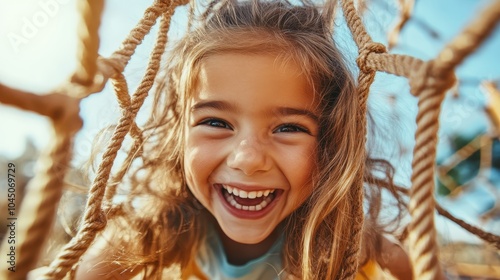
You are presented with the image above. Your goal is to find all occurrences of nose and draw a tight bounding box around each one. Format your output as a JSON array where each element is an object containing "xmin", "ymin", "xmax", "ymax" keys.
[{"xmin": 227, "ymin": 137, "xmax": 271, "ymax": 176}]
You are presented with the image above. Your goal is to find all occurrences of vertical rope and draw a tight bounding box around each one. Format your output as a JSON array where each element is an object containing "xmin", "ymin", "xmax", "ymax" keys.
[
  {"xmin": 72, "ymin": 0, "xmax": 104, "ymax": 87},
  {"xmin": 407, "ymin": 69, "xmax": 450, "ymax": 280},
  {"xmin": 103, "ymin": 72, "xmax": 130, "ymax": 204},
  {"xmin": 42, "ymin": 1, "xmax": 187, "ymax": 278},
  {"xmin": 341, "ymin": 0, "xmax": 371, "ymax": 48},
  {"xmin": 337, "ymin": 74, "xmax": 368, "ymax": 280},
  {"xmin": 338, "ymin": 0, "xmax": 500, "ymax": 278},
  {"xmin": 108, "ymin": 0, "xmax": 173, "ymax": 73},
  {"xmin": 0, "ymin": 96, "xmax": 81, "ymax": 280},
  {"xmin": 406, "ymin": 2, "xmax": 500, "ymax": 278},
  {"xmin": 339, "ymin": 0, "xmax": 387, "ymax": 278}
]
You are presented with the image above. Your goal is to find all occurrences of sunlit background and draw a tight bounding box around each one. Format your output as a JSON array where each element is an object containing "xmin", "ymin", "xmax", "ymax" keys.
[{"xmin": 1, "ymin": 0, "xmax": 499, "ymax": 278}]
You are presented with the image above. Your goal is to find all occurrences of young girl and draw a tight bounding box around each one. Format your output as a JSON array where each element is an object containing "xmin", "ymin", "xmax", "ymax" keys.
[{"xmin": 73, "ymin": 0, "xmax": 412, "ymax": 279}]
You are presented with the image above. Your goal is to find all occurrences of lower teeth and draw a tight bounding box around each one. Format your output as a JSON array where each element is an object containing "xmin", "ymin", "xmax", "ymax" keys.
[{"xmin": 224, "ymin": 192, "xmax": 273, "ymax": 211}]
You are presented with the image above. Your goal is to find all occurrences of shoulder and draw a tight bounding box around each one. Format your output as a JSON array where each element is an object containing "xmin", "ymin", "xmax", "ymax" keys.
[{"xmin": 375, "ymin": 235, "xmax": 413, "ymax": 280}]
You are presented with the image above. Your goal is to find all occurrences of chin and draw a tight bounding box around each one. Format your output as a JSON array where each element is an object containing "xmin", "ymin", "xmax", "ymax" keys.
[{"xmin": 219, "ymin": 223, "xmax": 275, "ymax": 245}]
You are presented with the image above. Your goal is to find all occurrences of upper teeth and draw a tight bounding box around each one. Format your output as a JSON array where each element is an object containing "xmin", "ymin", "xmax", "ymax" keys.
[{"xmin": 222, "ymin": 184, "xmax": 275, "ymax": 199}]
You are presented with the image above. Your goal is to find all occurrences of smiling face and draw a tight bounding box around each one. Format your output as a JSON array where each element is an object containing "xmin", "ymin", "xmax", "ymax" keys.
[{"xmin": 184, "ymin": 53, "xmax": 318, "ymax": 245}]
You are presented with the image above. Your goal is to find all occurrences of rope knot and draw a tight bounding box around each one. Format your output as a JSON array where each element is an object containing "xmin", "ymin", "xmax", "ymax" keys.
[
  {"xmin": 409, "ymin": 60, "xmax": 457, "ymax": 97},
  {"xmin": 92, "ymin": 210, "xmax": 108, "ymax": 231},
  {"xmin": 356, "ymin": 42, "xmax": 387, "ymax": 73}
]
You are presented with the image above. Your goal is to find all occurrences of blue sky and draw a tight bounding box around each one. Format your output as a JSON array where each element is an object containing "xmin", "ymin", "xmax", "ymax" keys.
[{"xmin": 1, "ymin": 0, "xmax": 499, "ymax": 242}]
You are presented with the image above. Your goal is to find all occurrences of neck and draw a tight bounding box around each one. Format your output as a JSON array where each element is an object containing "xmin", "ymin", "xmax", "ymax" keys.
[{"xmin": 213, "ymin": 221, "xmax": 282, "ymax": 266}]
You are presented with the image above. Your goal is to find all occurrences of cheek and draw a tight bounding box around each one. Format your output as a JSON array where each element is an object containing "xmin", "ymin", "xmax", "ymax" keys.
[
  {"xmin": 184, "ymin": 134, "xmax": 211, "ymax": 184},
  {"xmin": 183, "ymin": 133, "xmax": 224, "ymax": 195},
  {"xmin": 183, "ymin": 144, "xmax": 215, "ymax": 211},
  {"xmin": 183, "ymin": 146, "xmax": 201, "ymax": 190},
  {"xmin": 294, "ymin": 140, "xmax": 317, "ymax": 173},
  {"xmin": 280, "ymin": 141, "xmax": 317, "ymax": 196},
  {"xmin": 295, "ymin": 156, "xmax": 316, "ymax": 198},
  {"xmin": 184, "ymin": 147, "xmax": 208, "ymax": 172}
]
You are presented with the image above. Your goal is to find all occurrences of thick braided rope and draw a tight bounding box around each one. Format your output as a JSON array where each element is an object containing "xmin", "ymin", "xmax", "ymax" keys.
[
  {"xmin": 50, "ymin": 0, "xmax": 201, "ymax": 102},
  {"xmin": 0, "ymin": 0, "xmax": 99, "ymax": 276},
  {"xmin": 102, "ymin": 9, "xmax": 171, "ymax": 204},
  {"xmin": 406, "ymin": 2, "xmax": 500, "ymax": 278},
  {"xmin": 103, "ymin": 72, "xmax": 131, "ymax": 203},
  {"xmin": 72, "ymin": 0, "xmax": 104, "ymax": 87},
  {"xmin": 339, "ymin": 0, "xmax": 500, "ymax": 278},
  {"xmin": 8, "ymin": 132, "xmax": 73, "ymax": 280},
  {"xmin": 360, "ymin": 53, "xmax": 423, "ymax": 78},
  {"xmin": 338, "ymin": 74, "xmax": 369, "ymax": 280},
  {"xmin": 0, "ymin": 1, "xmax": 497, "ymax": 279},
  {"xmin": 42, "ymin": 1, "xmax": 183, "ymax": 278},
  {"xmin": 432, "ymin": 1, "xmax": 500, "ymax": 76},
  {"xmin": 407, "ymin": 73, "xmax": 451, "ymax": 279},
  {"xmin": 86, "ymin": 0, "xmax": 174, "ymax": 81},
  {"xmin": 104, "ymin": 122, "xmax": 145, "ymax": 205},
  {"xmin": 341, "ymin": 0, "xmax": 371, "ymax": 48},
  {"xmin": 108, "ymin": 0, "xmax": 174, "ymax": 73},
  {"xmin": 101, "ymin": 72, "xmax": 146, "ymax": 204},
  {"xmin": 338, "ymin": 0, "xmax": 387, "ymax": 278},
  {"xmin": 7, "ymin": 1, "xmax": 101, "ymax": 278},
  {"xmin": 0, "ymin": 96, "xmax": 81, "ymax": 280}
]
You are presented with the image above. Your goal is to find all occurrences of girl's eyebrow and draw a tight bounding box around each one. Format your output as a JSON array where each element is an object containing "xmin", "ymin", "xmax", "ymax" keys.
[
  {"xmin": 191, "ymin": 100, "xmax": 318, "ymax": 123},
  {"xmin": 275, "ymin": 107, "xmax": 319, "ymax": 123},
  {"xmin": 191, "ymin": 100, "xmax": 235, "ymax": 112}
]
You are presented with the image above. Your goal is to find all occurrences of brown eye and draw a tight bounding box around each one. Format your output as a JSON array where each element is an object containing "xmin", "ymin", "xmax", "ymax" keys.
[
  {"xmin": 199, "ymin": 118, "xmax": 232, "ymax": 129},
  {"xmin": 274, "ymin": 123, "xmax": 310, "ymax": 134}
]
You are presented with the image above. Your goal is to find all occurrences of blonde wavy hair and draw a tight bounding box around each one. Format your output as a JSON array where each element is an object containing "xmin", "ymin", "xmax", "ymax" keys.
[{"xmin": 105, "ymin": 0, "xmax": 405, "ymax": 279}]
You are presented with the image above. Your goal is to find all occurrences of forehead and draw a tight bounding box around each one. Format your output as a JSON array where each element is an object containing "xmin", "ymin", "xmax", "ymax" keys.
[{"xmin": 194, "ymin": 53, "xmax": 317, "ymax": 110}]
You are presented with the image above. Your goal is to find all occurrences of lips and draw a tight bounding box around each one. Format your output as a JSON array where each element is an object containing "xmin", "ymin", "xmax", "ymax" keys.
[{"xmin": 214, "ymin": 183, "xmax": 282, "ymax": 219}]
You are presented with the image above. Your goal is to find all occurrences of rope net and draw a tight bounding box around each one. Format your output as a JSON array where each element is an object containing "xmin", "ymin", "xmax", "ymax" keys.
[{"xmin": 0, "ymin": 0, "xmax": 499, "ymax": 279}]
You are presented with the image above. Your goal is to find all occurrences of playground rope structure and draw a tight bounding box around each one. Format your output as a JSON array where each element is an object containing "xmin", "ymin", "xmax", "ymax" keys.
[{"xmin": 0, "ymin": 0, "xmax": 499, "ymax": 279}]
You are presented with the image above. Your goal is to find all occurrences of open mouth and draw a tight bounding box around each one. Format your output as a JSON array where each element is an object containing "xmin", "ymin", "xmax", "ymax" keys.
[
  {"xmin": 216, "ymin": 184, "xmax": 282, "ymax": 218},
  {"xmin": 223, "ymin": 184, "xmax": 275, "ymax": 211}
]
